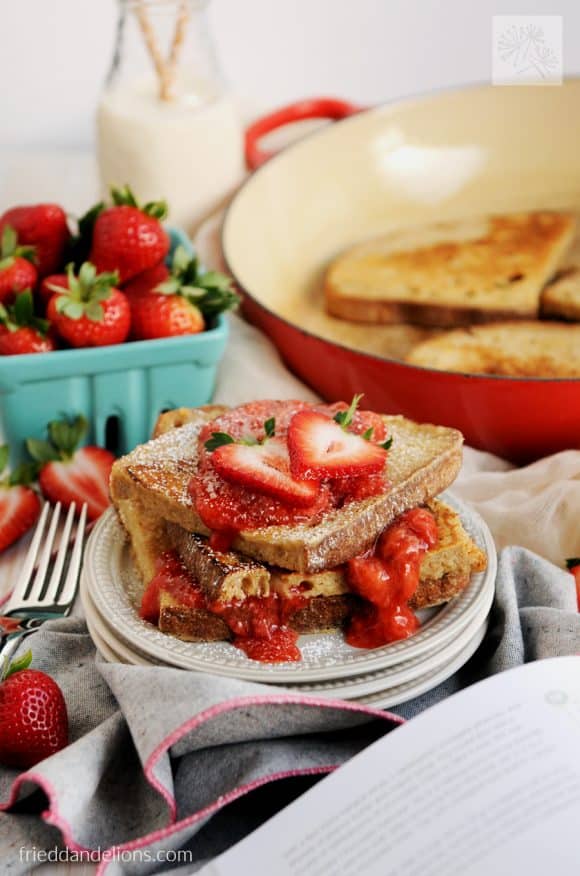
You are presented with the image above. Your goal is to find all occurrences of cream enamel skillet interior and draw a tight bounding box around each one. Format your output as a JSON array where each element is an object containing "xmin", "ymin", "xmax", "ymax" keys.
[{"xmin": 222, "ymin": 82, "xmax": 580, "ymax": 463}]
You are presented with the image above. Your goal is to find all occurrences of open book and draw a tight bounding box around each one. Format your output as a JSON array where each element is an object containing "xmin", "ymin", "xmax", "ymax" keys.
[{"xmin": 202, "ymin": 657, "xmax": 580, "ymax": 876}]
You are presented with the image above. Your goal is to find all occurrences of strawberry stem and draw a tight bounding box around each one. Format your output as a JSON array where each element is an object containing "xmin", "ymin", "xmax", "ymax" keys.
[
  {"xmin": 110, "ymin": 184, "xmax": 168, "ymax": 221},
  {"xmin": 51, "ymin": 262, "xmax": 119, "ymax": 324},
  {"xmin": 0, "ymin": 225, "xmax": 36, "ymax": 268},
  {"xmin": 1, "ymin": 648, "xmax": 32, "ymax": 682},
  {"xmin": 0, "ymin": 290, "xmax": 50, "ymax": 336},
  {"xmin": 155, "ymin": 245, "xmax": 239, "ymax": 319},
  {"xmin": 334, "ymin": 394, "xmax": 364, "ymax": 430},
  {"xmin": 27, "ymin": 414, "xmax": 88, "ymax": 463}
]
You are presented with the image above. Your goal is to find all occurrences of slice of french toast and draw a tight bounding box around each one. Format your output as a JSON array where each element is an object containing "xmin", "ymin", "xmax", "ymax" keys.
[
  {"xmin": 110, "ymin": 407, "xmax": 463, "ymax": 575},
  {"xmin": 155, "ymin": 499, "xmax": 486, "ymax": 643}
]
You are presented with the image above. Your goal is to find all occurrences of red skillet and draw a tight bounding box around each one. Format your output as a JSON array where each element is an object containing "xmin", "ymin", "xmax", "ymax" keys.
[{"xmin": 223, "ymin": 87, "xmax": 580, "ymax": 463}]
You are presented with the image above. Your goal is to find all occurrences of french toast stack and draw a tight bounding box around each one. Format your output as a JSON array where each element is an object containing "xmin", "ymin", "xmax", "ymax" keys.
[{"xmin": 110, "ymin": 401, "xmax": 486, "ymax": 659}]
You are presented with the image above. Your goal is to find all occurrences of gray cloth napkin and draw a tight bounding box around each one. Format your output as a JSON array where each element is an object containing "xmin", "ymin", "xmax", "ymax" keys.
[{"xmin": 1, "ymin": 547, "xmax": 579, "ymax": 875}]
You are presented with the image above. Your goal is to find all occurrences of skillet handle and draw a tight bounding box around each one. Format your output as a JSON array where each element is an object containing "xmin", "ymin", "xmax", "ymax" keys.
[{"xmin": 245, "ymin": 97, "xmax": 362, "ymax": 170}]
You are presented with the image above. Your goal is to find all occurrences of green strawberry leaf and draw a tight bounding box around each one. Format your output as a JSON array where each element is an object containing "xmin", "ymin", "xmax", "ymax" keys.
[
  {"xmin": 264, "ymin": 418, "xmax": 276, "ymax": 439},
  {"xmin": 48, "ymin": 415, "xmax": 87, "ymax": 457},
  {"xmin": 333, "ymin": 394, "xmax": 363, "ymax": 429},
  {"xmin": 172, "ymin": 245, "xmax": 193, "ymax": 274},
  {"xmin": 25, "ymin": 438, "xmax": 60, "ymax": 463},
  {"xmin": 8, "ymin": 460, "xmax": 41, "ymax": 487},
  {"xmin": 3, "ymin": 291, "xmax": 49, "ymax": 336},
  {"xmin": 65, "ymin": 201, "xmax": 106, "ymax": 269},
  {"xmin": 3, "ymin": 649, "xmax": 32, "ymax": 681},
  {"xmin": 85, "ymin": 300, "xmax": 105, "ymax": 322},
  {"xmin": 27, "ymin": 414, "xmax": 87, "ymax": 463},
  {"xmin": 362, "ymin": 427, "xmax": 373, "ymax": 441},
  {"xmin": 78, "ymin": 261, "xmax": 97, "ymax": 288},
  {"xmin": 566, "ymin": 558, "xmax": 580, "ymax": 569},
  {"xmin": 204, "ymin": 432, "xmax": 235, "ymax": 452},
  {"xmin": 381, "ymin": 436, "xmax": 393, "ymax": 450},
  {"xmin": 1, "ymin": 225, "xmax": 17, "ymax": 257},
  {"xmin": 61, "ymin": 300, "xmax": 85, "ymax": 320},
  {"xmin": 0, "ymin": 445, "xmax": 9, "ymax": 477},
  {"xmin": 143, "ymin": 200, "xmax": 168, "ymax": 221},
  {"xmin": 111, "ymin": 184, "xmax": 138, "ymax": 208},
  {"xmin": 155, "ymin": 279, "xmax": 181, "ymax": 296}
]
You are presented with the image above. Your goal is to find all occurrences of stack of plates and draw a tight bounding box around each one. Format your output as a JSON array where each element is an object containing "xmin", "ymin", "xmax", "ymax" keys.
[{"xmin": 81, "ymin": 493, "xmax": 496, "ymax": 709}]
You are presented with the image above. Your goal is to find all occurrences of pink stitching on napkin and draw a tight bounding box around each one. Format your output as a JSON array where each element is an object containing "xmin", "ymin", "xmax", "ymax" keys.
[
  {"xmin": 144, "ymin": 694, "xmax": 403, "ymax": 820},
  {"xmin": 0, "ymin": 770, "xmax": 92, "ymax": 854},
  {"xmin": 0, "ymin": 692, "xmax": 403, "ymax": 867},
  {"xmin": 96, "ymin": 764, "xmax": 337, "ymax": 875}
]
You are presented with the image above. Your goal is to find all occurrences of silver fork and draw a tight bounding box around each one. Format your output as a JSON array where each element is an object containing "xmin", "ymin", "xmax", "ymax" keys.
[{"xmin": 0, "ymin": 502, "xmax": 88, "ymax": 666}]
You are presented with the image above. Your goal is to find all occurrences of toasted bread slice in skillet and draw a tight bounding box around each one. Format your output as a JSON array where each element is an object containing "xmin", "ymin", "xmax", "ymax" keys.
[
  {"xmin": 405, "ymin": 321, "xmax": 580, "ymax": 377},
  {"xmin": 324, "ymin": 212, "xmax": 576, "ymax": 327},
  {"xmin": 110, "ymin": 408, "xmax": 463, "ymax": 574}
]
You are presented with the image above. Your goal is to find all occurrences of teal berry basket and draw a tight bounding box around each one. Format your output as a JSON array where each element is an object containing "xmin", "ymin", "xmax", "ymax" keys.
[{"xmin": 0, "ymin": 227, "xmax": 229, "ymax": 464}]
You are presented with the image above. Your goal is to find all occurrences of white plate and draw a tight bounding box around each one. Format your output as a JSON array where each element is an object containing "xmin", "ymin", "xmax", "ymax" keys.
[
  {"xmin": 85, "ymin": 588, "xmax": 489, "ymax": 709},
  {"xmin": 355, "ymin": 619, "xmax": 489, "ymax": 709},
  {"xmin": 82, "ymin": 492, "xmax": 496, "ymax": 683},
  {"xmin": 83, "ymin": 568, "xmax": 492, "ymax": 699}
]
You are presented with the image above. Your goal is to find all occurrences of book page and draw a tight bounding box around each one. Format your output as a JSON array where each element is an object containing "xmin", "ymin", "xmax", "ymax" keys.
[{"xmin": 202, "ymin": 657, "xmax": 580, "ymax": 876}]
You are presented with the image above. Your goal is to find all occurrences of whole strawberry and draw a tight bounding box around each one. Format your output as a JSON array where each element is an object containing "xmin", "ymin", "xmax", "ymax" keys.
[
  {"xmin": 90, "ymin": 185, "xmax": 170, "ymax": 283},
  {"xmin": 0, "ymin": 290, "xmax": 55, "ymax": 355},
  {"xmin": 47, "ymin": 262, "xmax": 130, "ymax": 348},
  {"xmin": 0, "ymin": 226, "xmax": 37, "ymax": 305},
  {"xmin": 0, "ymin": 650, "xmax": 68, "ymax": 769},
  {"xmin": 127, "ymin": 244, "xmax": 238, "ymax": 340},
  {"xmin": 0, "ymin": 446, "xmax": 41, "ymax": 552},
  {"xmin": 0, "ymin": 204, "xmax": 70, "ymax": 277},
  {"xmin": 39, "ymin": 273, "xmax": 67, "ymax": 309},
  {"xmin": 27, "ymin": 414, "xmax": 114, "ymax": 521}
]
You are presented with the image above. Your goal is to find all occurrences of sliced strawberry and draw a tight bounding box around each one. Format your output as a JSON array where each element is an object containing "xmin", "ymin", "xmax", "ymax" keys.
[
  {"xmin": 0, "ymin": 485, "xmax": 41, "ymax": 553},
  {"xmin": 0, "ymin": 446, "xmax": 41, "ymax": 552},
  {"xmin": 26, "ymin": 415, "xmax": 114, "ymax": 521},
  {"xmin": 288, "ymin": 410, "xmax": 387, "ymax": 480},
  {"xmin": 321, "ymin": 403, "xmax": 388, "ymax": 442},
  {"xmin": 211, "ymin": 439, "xmax": 320, "ymax": 507}
]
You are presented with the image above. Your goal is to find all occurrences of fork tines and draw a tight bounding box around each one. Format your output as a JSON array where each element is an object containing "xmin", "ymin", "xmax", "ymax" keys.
[{"xmin": 7, "ymin": 502, "xmax": 88, "ymax": 615}]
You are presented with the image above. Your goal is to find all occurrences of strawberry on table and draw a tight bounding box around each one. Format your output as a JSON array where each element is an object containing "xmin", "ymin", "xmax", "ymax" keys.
[
  {"xmin": 0, "ymin": 650, "xmax": 68, "ymax": 769},
  {"xmin": 127, "ymin": 244, "xmax": 238, "ymax": 340},
  {"xmin": 0, "ymin": 289, "xmax": 55, "ymax": 355},
  {"xmin": 0, "ymin": 226, "xmax": 37, "ymax": 305},
  {"xmin": 46, "ymin": 262, "xmax": 130, "ymax": 348},
  {"xmin": 89, "ymin": 185, "xmax": 170, "ymax": 283},
  {"xmin": 287, "ymin": 395, "xmax": 390, "ymax": 480},
  {"xmin": 26, "ymin": 414, "xmax": 115, "ymax": 522},
  {"xmin": 0, "ymin": 204, "xmax": 70, "ymax": 278},
  {"xmin": 0, "ymin": 445, "xmax": 41, "ymax": 553},
  {"xmin": 566, "ymin": 559, "xmax": 580, "ymax": 610}
]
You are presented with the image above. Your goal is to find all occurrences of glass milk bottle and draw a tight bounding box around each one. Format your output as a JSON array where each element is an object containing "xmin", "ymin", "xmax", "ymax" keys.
[{"xmin": 97, "ymin": 0, "xmax": 244, "ymax": 234}]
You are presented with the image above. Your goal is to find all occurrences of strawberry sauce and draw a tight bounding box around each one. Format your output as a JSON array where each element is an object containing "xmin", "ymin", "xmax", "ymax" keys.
[
  {"xmin": 140, "ymin": 552, "xmax": 306, "ymax": 662},
  {"xmin": 346, "ymin": 508, "xmax": 438, "ymax": 649}
]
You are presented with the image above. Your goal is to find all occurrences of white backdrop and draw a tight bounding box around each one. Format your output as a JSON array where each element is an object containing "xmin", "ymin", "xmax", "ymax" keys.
[{"xmin": 0, "ymin": 0, "xmax": 578, "ymax": 149}]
